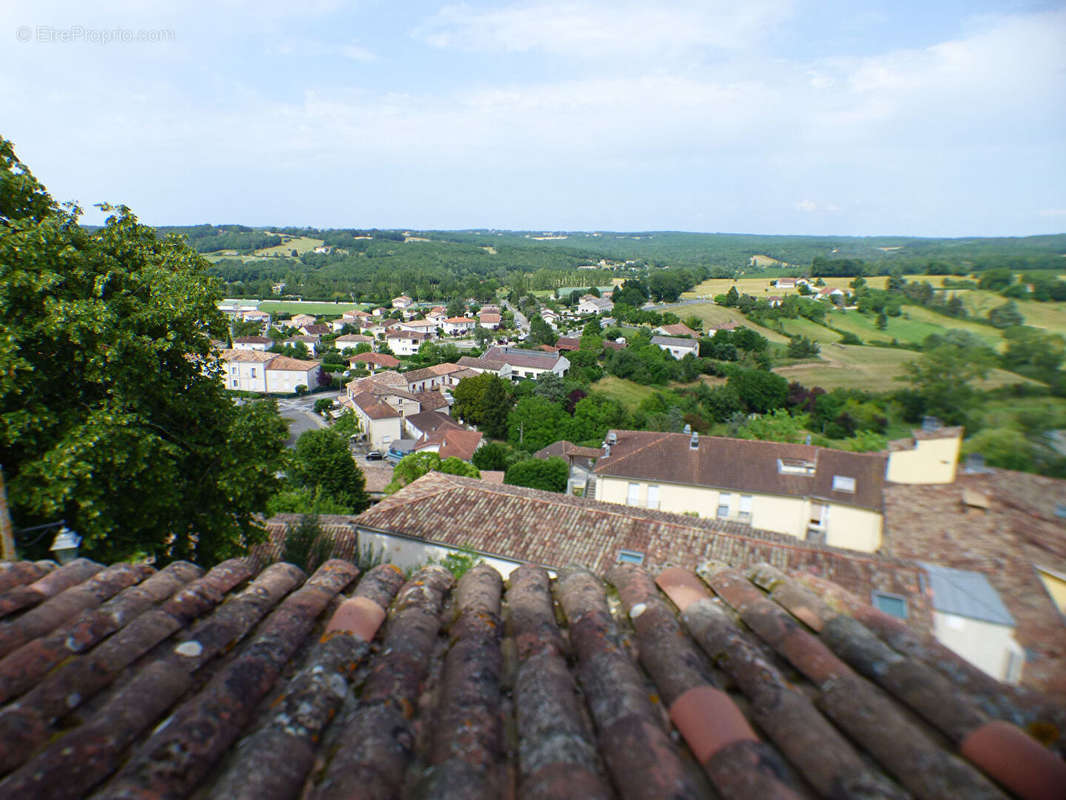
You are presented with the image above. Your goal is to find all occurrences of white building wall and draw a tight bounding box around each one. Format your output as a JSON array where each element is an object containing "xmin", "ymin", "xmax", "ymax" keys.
[
  {"xmin": 932, "ymin": 613, "xmax": 1024, "ymax": 683},
  {"xmin": 266, "ymin": 367, "xmax": 319, "ymax": 394},
  {"xmin": 224, "ymin": 361, "xmax": 268, "ymax": 392}
]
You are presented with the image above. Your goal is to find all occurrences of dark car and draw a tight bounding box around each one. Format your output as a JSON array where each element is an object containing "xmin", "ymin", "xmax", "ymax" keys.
[{"xmin": 366, "ymin": 451, "xmax": 384, "ymax": 461}]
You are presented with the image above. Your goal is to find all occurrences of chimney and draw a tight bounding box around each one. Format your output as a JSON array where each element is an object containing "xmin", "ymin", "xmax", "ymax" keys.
[
  {"xmin": 606, "ymin": 431, "xmax": 617, "ymax": 445},
  {"xmin": 683, "ymin": 423, "xmax": 692, "ymax": 435},
  {"xmin": 690, "ymin": 432, "xmax": 699, "ymax": 450},
  {"xmin": 603, "ymin": 443, "xmax": 611, "ymax": 458}
]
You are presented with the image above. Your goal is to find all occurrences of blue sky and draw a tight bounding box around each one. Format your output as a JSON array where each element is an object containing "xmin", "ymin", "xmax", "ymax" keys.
[{"xmin": 2, "ymin": 0, "xmax": 1064, "ymax": 235}]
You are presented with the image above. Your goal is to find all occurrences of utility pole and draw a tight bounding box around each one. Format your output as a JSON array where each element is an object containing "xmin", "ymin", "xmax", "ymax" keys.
[{"xmin": 0, "ymin": 467, "xmax": 14, "ymax": 561}]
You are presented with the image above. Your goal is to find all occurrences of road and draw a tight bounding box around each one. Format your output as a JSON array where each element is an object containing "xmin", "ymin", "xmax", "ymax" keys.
[
  {"xmin": 276, "ymin": 391, "xmax": 340, "ymax": 447},
  {"xmin": 502, "ymin": 300, "xmax": 530, "ymax": 334}
]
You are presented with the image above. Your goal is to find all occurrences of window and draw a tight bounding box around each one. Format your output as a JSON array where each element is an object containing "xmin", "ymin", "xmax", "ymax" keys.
[
  {"xmin": 871, "ymin": 591, "xmax": 908, "ymax": 619},
  {"xmin": 627, "ymin": 482, "xmax": 640, "ymax": 506},
  {"xmin": 618, "ymin": 550, "xmax": 645, "ymax": 565},
  {"xmin": 250, "ymin": 367, "xmax": 257, "ymax": 378},
  {"xmin": 778, "ymin": 458, "xmax": 815, "ymax": 475},
  {"xmin": 832, "ymin": 475, "xmax": 856, "ymax": 493},
  {"xmin": 646, "ymin": 485, "xmax": 660, "ymax": 510},
  {"xmin": 717, "ymin": 493, "xmax": 732, "ymax": 518},
  {"xmin": 231, "ymin": 379, "xmax": 238, "ymax": 388},
  {"xmin": 738, "ymin": 495, "xmax": 753, "ymax": 523}
]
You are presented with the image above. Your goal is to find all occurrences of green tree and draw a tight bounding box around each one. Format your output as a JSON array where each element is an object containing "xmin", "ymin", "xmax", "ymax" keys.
[
  {"xmin": 0, "ymin": 139, "xmax": 288, "ymax": 565},
  {"xmin": 902, "ymin": 339, "xmax": 996, "ymax": 424},
  {"xmin": 528, "ymin": 316, "xmax": 557, "ymax": 347},
  {"xmin": 987, "ymin": 301, "xmax": 1025, "ymax": 329},
  {"xmin": 504, "ymin": 457, "xmax": 569, "ymax": 492},
  {"xmin": 533, "ymin": 372, "xmax": 569, "ymax": 404},
  {"xmin": 289, "ymin": 429, "xmax": 369, "ymax": 512},
  {"xmin": 786, "ymin": 336, "xmax": 820, "ymax": 359},
  {"xmin": 386, "ymin": 451, "xmax": 481, "ymax": 493},
  {"xmin": 507, "ymin": 396, "xmax": 568, "ymax": 451},
  {"xmin": 727, "ymin": 369, "xmax": 789, "ymax": 414},
  {"xmin": 471, "ymin": 441, "xmax": 518, "ymax": 471},
  {"xmin": 452, "ymin": 372, "xmax": 514, "ymax": 439}
]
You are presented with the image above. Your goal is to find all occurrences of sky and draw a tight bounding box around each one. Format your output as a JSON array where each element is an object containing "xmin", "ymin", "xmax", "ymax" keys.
[{"xmin": 2, "ymin": 0, "xmax": 1064, "ymax": 236}]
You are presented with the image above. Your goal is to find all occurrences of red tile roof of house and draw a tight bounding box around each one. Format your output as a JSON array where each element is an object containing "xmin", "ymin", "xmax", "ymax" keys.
[
  {"xmin": 554, "ymin": 336, "xmax": 581, "ymax": 351},
  {"xmin": 595, "ymin": 430, "xmax": 886, "ymax": 511},
  {"xmin": 349, "ymin": 391, "xmax": 398, "ymax": 420},
  {"xmin": 659, "ymin": 322, "xmax": 698, "ymax": 338},
  {"xmin": 348, "ymin": 352, "xmax": 400, "ymax": 368},
  {"xmin": 300, "ymin": 324, "xmax": 331, "ymax": 335},
  {"xmin": 416, "ymin": 428, "xmax": 483, "ymax": 461},
  {"xmin": 0, "ymin": 524, "xmax": 1062, "ymax": 797},
  {"xmin": 265, "ymin": 355, "xmax": 320, "ymax": 372}
]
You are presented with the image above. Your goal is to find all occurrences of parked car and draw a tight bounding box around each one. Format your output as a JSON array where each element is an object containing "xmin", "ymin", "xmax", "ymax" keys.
[{"xmin": 366, "ymin": 451, "xmax": 384, "ymax": 461}]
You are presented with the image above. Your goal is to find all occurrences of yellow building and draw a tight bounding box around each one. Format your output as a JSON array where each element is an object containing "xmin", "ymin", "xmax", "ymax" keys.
[
  {"xmin": 885, "ymin": 426, "xmax": 962, "ymax": 484},
  {"xmin": 594, "ymin": 430, "xmax": 886, "ymax": 553}
]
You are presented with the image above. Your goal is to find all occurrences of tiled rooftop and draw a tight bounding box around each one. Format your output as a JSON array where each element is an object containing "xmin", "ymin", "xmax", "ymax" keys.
[
  {"xmin": 354, "ymin": 473, "xmax": 929, "ymax": 609},
  {"xmin": 596, "ymin": 430, "xmax": 887, "ymax": 511},
  {"xmin": 0, "ymin": 553, "xmax": 1061, "ymax": 799},
  {"xmin": 883, "ymin": 470, "xmax": 1066, "ymax": 700}
]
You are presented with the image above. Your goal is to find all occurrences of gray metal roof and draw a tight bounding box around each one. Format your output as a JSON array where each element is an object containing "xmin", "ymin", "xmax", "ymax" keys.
[{"xmin": 920, "ymin": 562, "xmax": 1015, "ymax": 626}]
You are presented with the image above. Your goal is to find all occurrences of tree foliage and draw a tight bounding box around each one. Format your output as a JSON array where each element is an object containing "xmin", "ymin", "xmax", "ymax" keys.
[
  {"xmin": 0, "ymin": 138, "xmax": 289, "ymax": 565},
  {"xmin": 452, "ymin": 372, "xmax": 515, "ymax": 439},
  {"xmin": 289, "ymin": 429, "xmax": 370, "ymax": 512},
  {"xmin": 504, "ymin": 457, "xmax": 569, "ymax": 492}
]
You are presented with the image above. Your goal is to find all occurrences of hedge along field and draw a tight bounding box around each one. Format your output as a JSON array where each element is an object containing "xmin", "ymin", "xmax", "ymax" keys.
[{"xmin": 684, "ymin": 274, "xmax": 939, "ymax": 299}]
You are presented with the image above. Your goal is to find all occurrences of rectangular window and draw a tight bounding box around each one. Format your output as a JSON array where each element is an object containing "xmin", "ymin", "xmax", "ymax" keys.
[
  {"xmin": 778, "ymin": 458, "xmax": 815, "ymax": 475},
  {"xmin": 250, "ymin": 367, "xmax": 256, "ymax": 378},
  {"xmin": 626, "ymin": 482, "xmax": 640, "ymax": 506},
  {"xmin": 871, "ymin": 591, "xmax": 908, "ymax": 619},
  {"xmin": 646, "ymin": 485, "xmax": 660, "ymax": 510},
  {"xmin": 738, "ymin": 495, "xmax": 753, "ymax": 523},
  {"xmin": 618, "ymin": 550, "xmax": 645, "ymax": 565},
  {"xmin": 832, "ymin": 475, "xmax": 856, "ymax": 493},
  {"xmin": 231, "ymin": 379, "xmax": 238, "ymax": 388},
  {"xmin": 717, "ymin": 492, "xmax": 732, "ymax": 518}
]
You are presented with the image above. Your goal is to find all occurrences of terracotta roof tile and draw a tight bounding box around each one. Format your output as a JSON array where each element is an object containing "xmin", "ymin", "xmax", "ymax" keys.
[{"xmin": 0, "ymin": 544, "xmax": 1061, "ymax": 799}]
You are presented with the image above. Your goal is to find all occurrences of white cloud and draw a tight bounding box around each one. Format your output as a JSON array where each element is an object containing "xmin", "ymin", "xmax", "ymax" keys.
[
  {"xmin": 795, "ymin": 200, "xmax": 840, "ymax": 213},
  {"xmin": 414, "ymin": 0, "xmax": 794, "ymax": 57}
]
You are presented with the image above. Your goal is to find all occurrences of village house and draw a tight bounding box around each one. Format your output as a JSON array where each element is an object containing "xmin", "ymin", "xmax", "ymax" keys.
[
  {"xmin": 577, "ymin": 294, "xmax": 614, "ymax": 315},
  {"xmin": 442, "ymin": 316, "xmax": 476, "ymax": 336},
  {"xmin": 231, "ymin": 336, "xmax": 272, "ymax": 352},
  {"xmin": 478, "ymin": 346, "xmax": 570, "ymax": 381},
  {"xmin": 402, "ymin": 363, "xmax": 465, "ymax": 393},
  {"xmin": 594, "ymin": 430, "xmax": 888, "ymax": 552},
  {"xmin": 651, "ymin": 335, "xmax": 699, "ymax": 359},
  {"xmin": 218, "ymin": 349, "xmax": 321, "ymax": 393},
  {"xmin": 289, "ymin": 313, "xmax": 316, "ymax": 328},
  {"xmin": 391, "ymin": 294, "xmax": 413, "ymax": 309},
  {"xmin": 280, "ymin": 334, "xmax": 321, "ymax": 355},
  {"xmin": 386, "ymin": 330, "xmax": 429, "ymax": 357},
  {"xmin": 333, "ymin": 333, "xmax": 374, "ymax": 351},
  {"xmin": 478, "ymin": 311, "xmax": 501, "ymax": 329},
  {"xmin": 655, "ymin": 322, "xmax": 699, "ymax": 338},
  {"xmin": 348, "ymin": 352, "xmax": 400, "ymax": 372}
]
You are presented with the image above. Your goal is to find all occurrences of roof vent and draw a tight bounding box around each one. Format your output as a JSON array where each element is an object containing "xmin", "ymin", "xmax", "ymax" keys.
[
  {"xmin": 690, "ymin": 433, "xmax": 699, "ymax": 450},
  {"xmin": 922, "ymin": 415, "xmax": 942, "ymax": 433},
  {"xmin": 963, "ymin": 453, "xmax": 987, "ymax": 474},
  {"xmin": 683, "ymin": 423, "xmax": 692, "ymax": 435},
  {"xmin": 606, "ymin": 431, "xmax": 617, "ymax": 445}
]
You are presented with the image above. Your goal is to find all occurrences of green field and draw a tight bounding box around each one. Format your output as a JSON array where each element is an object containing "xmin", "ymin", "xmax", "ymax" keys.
[
  {"xmin": 775, "ymin": 317, "xmax": 842, "ymax": 343},
  {"xmin": 954, "ymin": 290, "xmax": 1066, "ymax": 337},
  {"xmin": 255, "ymin": 235, "xmax": 325, "ymax": 256},
  {"xmin": 589, "ymin": 375, "xmax": 657, "ymax": 409},
  {"xmin": 685, "ymin": 274, "xmax": 938, "ymax": 299},
  {"xmin": 677, "ymin": 303, "xmax": 790, "ymax": 343},
  {"xmin": 259, "ymin": 301, "xmax": 361, "ymax": 315},
  {"xmin": 773, "ymin": 344, "xmax": 917, "ymax": 391}
]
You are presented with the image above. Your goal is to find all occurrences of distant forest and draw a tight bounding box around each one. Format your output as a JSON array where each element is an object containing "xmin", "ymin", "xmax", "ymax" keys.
[{"xmin": 154, "ymin": 226, "xmax": 1066, "ymax": 302}]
